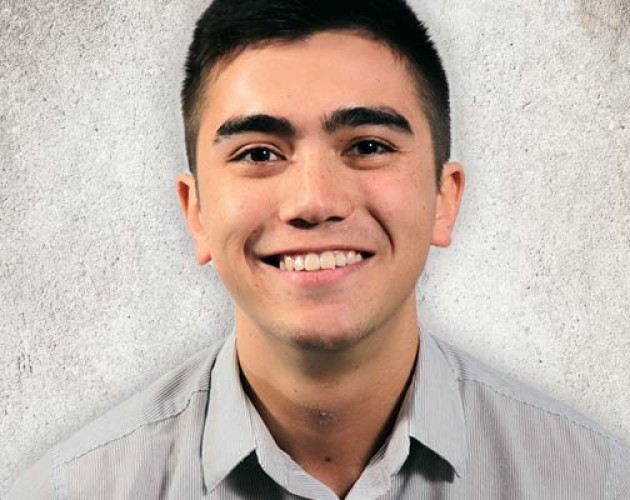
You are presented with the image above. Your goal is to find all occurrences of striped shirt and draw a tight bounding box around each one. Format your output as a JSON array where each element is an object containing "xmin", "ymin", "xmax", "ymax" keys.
[{"xmin": 9, "ymin": 331, "xmax": 629, "ymax": 499}]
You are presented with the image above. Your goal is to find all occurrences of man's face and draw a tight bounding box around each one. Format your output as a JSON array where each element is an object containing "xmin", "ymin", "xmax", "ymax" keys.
[{"xmin": 178, "ymin": 31, "xmax": 463, "ymax": 351}]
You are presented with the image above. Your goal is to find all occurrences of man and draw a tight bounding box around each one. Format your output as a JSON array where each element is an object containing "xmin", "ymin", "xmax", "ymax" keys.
[{"xmin": 9, "ymin": 0, "xmax": 629, "ymax": 498}]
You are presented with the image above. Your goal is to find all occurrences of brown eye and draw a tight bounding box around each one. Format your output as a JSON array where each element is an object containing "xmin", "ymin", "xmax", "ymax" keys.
[
  {"xmin": 347, "ymin": 140, "xmax": 395, "ymax": 156},
  {"xmin": 233, "ymin": 147, "xmax": 283, "ymax": 163}
]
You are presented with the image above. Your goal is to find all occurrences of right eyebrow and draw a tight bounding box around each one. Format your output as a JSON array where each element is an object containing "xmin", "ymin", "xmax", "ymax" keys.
[{"xmin": 214, "ymin": 114, "xmax": 296, "ymax": 143}]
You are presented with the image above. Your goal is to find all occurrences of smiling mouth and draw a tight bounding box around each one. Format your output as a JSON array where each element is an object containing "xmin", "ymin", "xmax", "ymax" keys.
[{"xmin": 262, "ymin": 250, "xmax": 373, "ymax": 272}]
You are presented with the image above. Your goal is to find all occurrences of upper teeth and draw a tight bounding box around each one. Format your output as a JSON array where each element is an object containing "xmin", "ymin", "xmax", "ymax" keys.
[{"xmin": 279, "ymin": 250, "xmax": 365, "ymax": 272}]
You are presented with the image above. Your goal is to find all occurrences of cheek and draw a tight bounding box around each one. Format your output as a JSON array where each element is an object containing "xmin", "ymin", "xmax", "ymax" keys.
[
  {"xmin": 202, "ymin": 178, "xmax": 273, "ymax": 252},
  {"xmin": 364, "ymin": 169, "xmax": 436, "ymax": 235}
]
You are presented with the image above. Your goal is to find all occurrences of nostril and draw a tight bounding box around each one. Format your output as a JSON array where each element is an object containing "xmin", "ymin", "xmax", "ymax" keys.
[
  {"xmin": 289, "ymin": 218, "xmax": 318, "ymax": 229},
  {"xmin": 327, "ymin": 216, "xmax": 344, "ymax": 223},
  {"xmin": 289, "ymin": 215, "xmax": 345, "ymax": 229}
]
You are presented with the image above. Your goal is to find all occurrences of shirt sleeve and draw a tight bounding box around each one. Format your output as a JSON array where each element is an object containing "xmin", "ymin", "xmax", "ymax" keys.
[{"xmin": 6, "ymin": 453, "xmax": 56, "ymax": 500}]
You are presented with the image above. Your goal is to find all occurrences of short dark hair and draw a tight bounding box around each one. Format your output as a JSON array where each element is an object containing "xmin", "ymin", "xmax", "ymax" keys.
[{"xmin": 182, "ymin": 0, "xmax": 451, "ymax": 183}]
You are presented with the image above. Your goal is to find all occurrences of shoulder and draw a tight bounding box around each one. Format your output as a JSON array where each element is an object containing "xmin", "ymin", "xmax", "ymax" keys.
[
  {"xmin": 431, "ymin": 335, "xmax": 630, "ymax": 497},
  {"xmin": 7, "ymin": 339, "xmax": 226, "ymax": 500},
  {"xmin": 432, "ymin": 335, "xmax": 613, "ymax": 435},
  {"xmin": 55, "ymin": 339, "xmax": 224, "ymax": 464}
]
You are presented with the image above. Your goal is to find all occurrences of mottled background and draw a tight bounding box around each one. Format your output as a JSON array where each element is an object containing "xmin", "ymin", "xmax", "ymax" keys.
[{"xmin": 1, "ymin": 0, "xmax": 628, "ymax": 494}]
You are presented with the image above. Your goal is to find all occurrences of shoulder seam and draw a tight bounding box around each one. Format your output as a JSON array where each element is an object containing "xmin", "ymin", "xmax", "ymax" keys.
[
  {"xmin": 431, "ymin": 337, "xmax": 614, "ymax": 443},
  {"xmin": 52, "ymin": 442, "xmax": 67, "ymax": 499},
  {"xmin": 57, "ymin": 387, "xmax": 210, "ymax": 467},
  {"xmin": 458, "ymin": 375, "xmax": 615, "ymax": 444}
]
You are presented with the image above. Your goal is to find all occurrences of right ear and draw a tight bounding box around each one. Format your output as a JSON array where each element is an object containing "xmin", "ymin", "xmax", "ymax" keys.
[{"xmin": 176, "ymin": 173, "xmax": 212, "ymax": 265}]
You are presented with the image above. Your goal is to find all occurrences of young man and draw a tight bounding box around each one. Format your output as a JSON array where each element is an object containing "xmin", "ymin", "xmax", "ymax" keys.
[{"xmin": 9, "ymin": 0, "xmax": 629, "ymax": 498}]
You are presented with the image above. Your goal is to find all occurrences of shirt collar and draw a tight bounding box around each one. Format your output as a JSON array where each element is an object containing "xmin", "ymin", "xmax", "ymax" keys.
[
  {"xmin": 202, "ymin": 331, "xmax": 256, "ymax": 492},
  {"xmin": 201, "ymin": 330, "xmax": 468, "ymax": 490},
  {"xmin": 409, "ymin": 332, "xmax": 468, "ymax": 477}
]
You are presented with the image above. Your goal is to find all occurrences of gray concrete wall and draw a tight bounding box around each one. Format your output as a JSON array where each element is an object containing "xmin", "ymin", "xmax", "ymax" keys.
[{"xmin": 1, "ymin": 0, "xmax": 628, "ymax": 494}]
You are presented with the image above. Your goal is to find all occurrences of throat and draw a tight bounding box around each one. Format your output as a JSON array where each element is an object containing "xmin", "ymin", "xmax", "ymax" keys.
[
  {"xmin": 239, "ymin": 350, "xmax": 417, "ymax": 496},
  {"xmin": 315, "ymin": 410, "xmax": 337, "ymax": 428},
  {"xmin": 244, "ymin": 369, "xmax": 414, "ymax": 500},
  {"xmin": 235, "ymin": 316, "xmax": 420, "ymax": 496}
]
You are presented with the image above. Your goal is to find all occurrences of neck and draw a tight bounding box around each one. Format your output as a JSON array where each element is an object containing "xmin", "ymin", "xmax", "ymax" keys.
[{"xmin": 236, "ymin": 299, "xmax": 420, "ymax": 497}]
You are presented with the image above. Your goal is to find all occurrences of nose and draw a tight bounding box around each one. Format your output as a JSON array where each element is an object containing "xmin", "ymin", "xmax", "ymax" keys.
[{"xmin": 278, "ymin": 151, "xmax": 353, "ymax": 228}]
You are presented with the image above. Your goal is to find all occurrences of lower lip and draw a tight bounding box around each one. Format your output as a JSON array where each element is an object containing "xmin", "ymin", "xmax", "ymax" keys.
[{"xmin": 263, "ymin": 258, "xmax": 371, "ymax": 286}]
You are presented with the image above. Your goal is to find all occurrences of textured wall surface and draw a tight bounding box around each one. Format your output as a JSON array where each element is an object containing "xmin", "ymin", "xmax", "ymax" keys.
[{"xmin": 1, "ymin": 0, "xmax": 628, "ymax": 494}]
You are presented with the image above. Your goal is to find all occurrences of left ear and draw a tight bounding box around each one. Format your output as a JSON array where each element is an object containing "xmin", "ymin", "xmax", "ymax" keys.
[{"xmin": 431, "ymin": 161, "xmax": 465, "ymax": 247}]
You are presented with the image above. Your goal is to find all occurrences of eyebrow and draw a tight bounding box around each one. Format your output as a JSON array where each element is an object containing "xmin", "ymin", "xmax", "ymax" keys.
[
  {"xmin": 213, "ymin": 106, "xmax": 413, "ymax": 143},
  {"xmin": 323, "ymin": 106, "xmax": 413, "ymax": 135},
  {"xmin": 214, "ymin": 114, "xmax": 296, "ymax": 143}
]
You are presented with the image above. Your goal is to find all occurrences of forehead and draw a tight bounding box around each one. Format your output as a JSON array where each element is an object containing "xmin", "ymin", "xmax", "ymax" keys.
[{"xmin": 200, "ymin": 31, "xmax": 426, "ymax": 130}]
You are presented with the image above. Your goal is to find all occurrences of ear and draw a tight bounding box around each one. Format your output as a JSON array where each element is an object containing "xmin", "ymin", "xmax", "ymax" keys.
[
  {"xmin": 431, "ymin": 162, "xmax": 465, "ymax": 247},
  {"xmin": 176, "ymin": 173, "xmax": 213, "ymax": 265}
]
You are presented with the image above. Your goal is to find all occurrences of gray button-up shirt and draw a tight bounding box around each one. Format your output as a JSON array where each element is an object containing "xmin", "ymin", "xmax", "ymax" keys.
[{"xmin": 9, "ymin": 331, "xmax": 629, "ymax": 499}]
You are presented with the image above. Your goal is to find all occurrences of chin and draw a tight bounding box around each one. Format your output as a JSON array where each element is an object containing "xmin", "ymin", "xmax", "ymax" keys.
[{"xmin": 279, "ymin": 320, "xmax": 374, "ymax": 353}]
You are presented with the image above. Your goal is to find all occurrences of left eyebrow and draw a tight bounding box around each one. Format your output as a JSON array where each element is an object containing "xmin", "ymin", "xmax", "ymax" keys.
[{"xmin": 323, "ymin": 106, "xmax": 413, "ymax": 135}]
